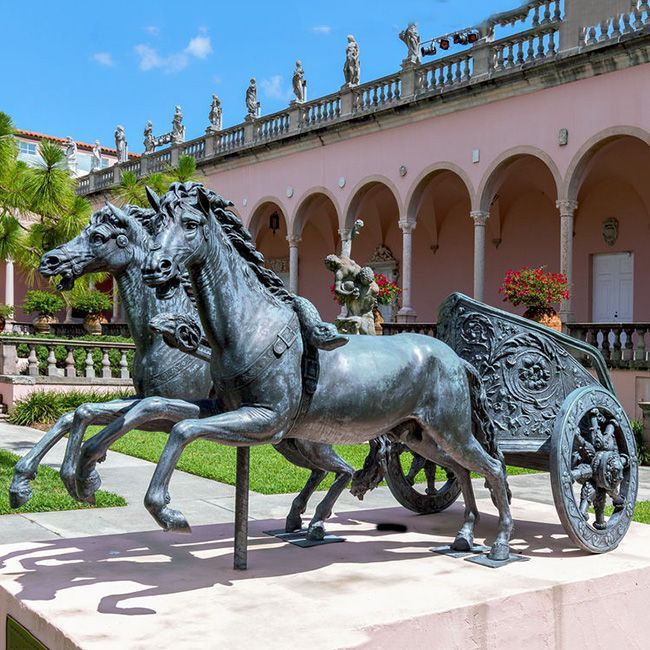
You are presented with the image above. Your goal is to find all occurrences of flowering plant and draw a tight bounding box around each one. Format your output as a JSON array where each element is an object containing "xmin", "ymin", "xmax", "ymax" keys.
[
  {"xmin": 375, "ymin": 273, "xmax": 401, "ymax": 306},
  {"xmin": 499, "ymin": 267, "xmax": 569, "ymax": 308}
]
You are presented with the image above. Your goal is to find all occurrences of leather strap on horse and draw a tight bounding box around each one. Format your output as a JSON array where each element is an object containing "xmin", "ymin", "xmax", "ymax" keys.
[{"xmin": 216, "ymin": 314, "xmax": 301, "ymax": 392}]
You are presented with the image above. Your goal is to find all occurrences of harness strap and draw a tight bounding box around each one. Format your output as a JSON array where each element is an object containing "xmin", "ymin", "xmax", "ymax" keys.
[{"xmin": 216, "ymin": 314, "xmax": 300, "ymax": 392}]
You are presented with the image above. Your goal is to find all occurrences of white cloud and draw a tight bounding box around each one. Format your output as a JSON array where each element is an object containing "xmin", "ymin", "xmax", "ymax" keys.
[
  {"xmin": 135, "ymin": 30, "xmax": 212, "ymax": 74},
  {"xmin": 185, "ymin": 34, "xmax": 212, "ymax": 59},
  {"xmin": 92, "ymin": 52, "xmax": 114, "ymax": 67},
  {"xmin": 312, "ymin": 25, "xmax": 332, "ymax": 35},
  {"xmin": 145, "ymin": 25, "xmax": 160, "ymax": 36},
  {"xmin": 260, "ymin": 75, "xmax": 292, "ymax": 101}
]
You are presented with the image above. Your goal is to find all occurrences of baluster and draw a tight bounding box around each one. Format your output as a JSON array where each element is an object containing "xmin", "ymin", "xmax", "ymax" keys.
[
  {"xmin": 119, "ymin": 349, "xmax": 130, "ymax": 379},
  {"xmin": 600, "ymin": 328, "xmax": 611, "ymax": 361},
  {"xmin": 335, "ymin": 97, "xmax": 341, "ymax": 117},
  {"xmin": 622, "ymin": 12, "xmax": 633, "ymax": 34},
  {"xmin": 65, "ymin": 347, "xmax": 75, "ymax": 377},
  {"xmin": 506, "ymin": 42, "xmax": 515, "ymax": 67},
  {"xmin": 542, "ymin": 1, "xmax": 551, "ymax": 24},
  {"xmin": 453, "ymin": 61, "xmax": 461, "ymax": 83},
  {"xmin": 47, "ymin": 347, "xmax": 57, "ymax": 376},
  {"xmin": 622, "ymin": 327, "xmax": 635, "ymax": 362},
  {"xmin": 634, "ymin": 327, "xmax": 648, "ymax": 362},
  {"xmin": 379, "ymin": 83, "xmax": 386, "ymax": 105},
  {"xmin": 85, "ymin": 349, "xmax": 95, "ymax": 378},
  {"xmin": 634, "ymin": 6, "xmax": 644, "ymax": 29},
  {"xmin": 599, "ymin": 19, "xmax": 609, "ymax": 41},
  {"xmin": 611, "ymin": 328, "xmax": 622, "ymax": 364},
  {"xmin": 370, "ymin": 86, "xmax": 377, "ymax": 106},
  {"xmin": 446, "ymin": 63, "xmax": 454, "ymax": 85},
  {"xmin": 516, "ymin": 41, "xmax": 525, "ymax": 65},
  {"xmin": 27, "ymin": 345, "xmax": 38, "ymax": 376},
  {"xmin": 463, "ymin": 56, "xmax": 471, "ymax": 81},
  {"xmin": 553, "ymin": 0, "xmax": 562, "ymax": 21},
  {"xmin": 548, "ymin": 29, "xmax": 557, "ymax": 56},
  {"xmin": 527, "ymin": 35, "xmax": 536, "ymax": 61},
  {"xmin": 386, "ymin": 80, "xmax": 394, "ymax": 101},
  {"xmin": 395, "ymin": 79, "xmax": 401, "ymax": 99},
  {"xmin": 101, "ymin": 349, "xmax": 111, "ymax": 379},
  {"xmin": 586, "ymin": 26, "xmax": 597, "ymax": 45},
  {"xmin": 532, "ymin": 5, "xmax": 540, "ymax": 27},
  {"xmin": 537, "ymin": 33, "xmax": 546, "ymax": 58},
  {"xmin": 437, "ymin": 65, "xmax": 445, "ymax": 88},
  {"xmin": 611, "ymin": 15, "xmax": 622, "ymax": 40}
]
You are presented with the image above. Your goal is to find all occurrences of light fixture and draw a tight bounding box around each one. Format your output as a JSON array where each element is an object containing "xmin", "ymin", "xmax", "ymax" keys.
[
  {"xmin": 421, "ymin": 44, "xmax": 437, "ymax": 57},
  {"xmin": 269, "ymin": 212, "xmax": 280, "ymax": 235},
  {"xmin": 439, "ymin": 38, "xmax": 450, "ymax": 50}
]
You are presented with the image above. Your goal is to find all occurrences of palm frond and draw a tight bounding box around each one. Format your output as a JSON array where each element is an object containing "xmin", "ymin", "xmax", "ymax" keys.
[{"xmin": 112, "ymin": 170, "xmax": 146, "ymax": 207}]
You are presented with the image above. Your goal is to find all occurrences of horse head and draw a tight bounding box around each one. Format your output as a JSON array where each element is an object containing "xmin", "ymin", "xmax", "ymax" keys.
[{"xmin": 40, "ymin": 203, "xmax": 153, "ymax": 290}]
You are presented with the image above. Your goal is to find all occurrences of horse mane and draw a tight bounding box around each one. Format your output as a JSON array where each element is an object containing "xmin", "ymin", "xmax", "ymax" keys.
[{"xmin": 161, "ymin": 182, "xmax": 294, "ymax": 304}]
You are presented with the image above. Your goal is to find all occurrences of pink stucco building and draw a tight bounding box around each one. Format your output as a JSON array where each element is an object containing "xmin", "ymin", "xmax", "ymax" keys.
[{"xmin": 5, "ymin": 0, "xmax": 650, "ymax": 413}]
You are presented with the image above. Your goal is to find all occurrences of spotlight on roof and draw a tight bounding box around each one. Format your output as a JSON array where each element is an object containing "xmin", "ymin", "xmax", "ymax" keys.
[
  {"xmin": 421, "ymin": 45, "xmax": 437, "ymax": 57},
  {"xmin": 439, "ymin": 38, "xmax": 450, "ymax": 50}
]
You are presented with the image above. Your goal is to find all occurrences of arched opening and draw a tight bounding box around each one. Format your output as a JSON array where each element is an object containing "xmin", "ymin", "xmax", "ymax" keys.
[
  {"xmin": 406, "ymin": 168, "xmax": 473, "ymax": 320},
  {"xmin": 293, "ymin": 192, "xmax": 340, "ymax": 320},
  {"xmin": 249, "ymin": 200, "xmax": 290, "ymax": 288},
  {"xmin": 344, "ymin": 180, "xmax": 401, "ymax": 322},
  {"xmin": 479, "ymin": 153, "xmax": 560, "ymax": 311},
  {"xmin": 569, "ymin": 135, "xmax": 650, "ymax": 321}
]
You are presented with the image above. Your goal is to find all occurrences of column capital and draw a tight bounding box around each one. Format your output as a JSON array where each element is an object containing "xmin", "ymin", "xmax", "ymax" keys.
[
  {"xmin": 399, "ymin": 219, "xmax": 416, "ymax": 234},
  {"xmin": 556, "ymin": 199, "xmax": 578, "ymax": 216},
  {"xmin": 286, "ymin": 235, "xmax": 301, "ymax": 247},
  {"xmin": 470, "ymin": 210, "xmax": 489, "ymax": 226}
]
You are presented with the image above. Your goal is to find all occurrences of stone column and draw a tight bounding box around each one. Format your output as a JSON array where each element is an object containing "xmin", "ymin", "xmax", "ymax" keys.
[
  {"xmin": 287, "ymin": 235, "xmax": 301, "ymax": 294},
  {"xmin": 557, "ymin": 199, "xmax": 578, "ymax": 322},
  {"xmin": 397, "ymin": 220, "xmax": 417, "ymax": 322},
  {"xmin": 4, "ymin": 257, "xmax": 14, "ymax": 331},
  {"xmin": 470, "ymin": 211, "xmax": 489, "ymax": 302}
]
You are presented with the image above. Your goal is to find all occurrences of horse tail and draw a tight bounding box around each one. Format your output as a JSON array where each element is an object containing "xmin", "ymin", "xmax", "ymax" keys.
[{"xmin": 463, "ymin": 360, "xmax": 511, "ymax": 503}]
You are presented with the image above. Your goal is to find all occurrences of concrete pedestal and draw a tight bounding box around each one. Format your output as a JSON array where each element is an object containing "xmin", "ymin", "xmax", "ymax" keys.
[{"xmin": 1, "ymin": 498, "xmax": 649, "ymax": 649}]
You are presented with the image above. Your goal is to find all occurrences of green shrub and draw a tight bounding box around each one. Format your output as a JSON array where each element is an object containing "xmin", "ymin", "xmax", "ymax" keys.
[
  {"xmin": 9, "ymin": 389, "xmax": 135, "ymax": 427},
  {"xmin": 632, "ymin": 420, "xmax": 650, "ymax": 465},
  {"xmin": 0, "ymin": 304, "xmax": 15, "ymax": 319},
  {"xmin": 22, "ymin": 290, "xmax": 65, "ymax": 317},
  {"xmin": 70, "ymin": 289, "xmax": 112, "ymax": 315}
]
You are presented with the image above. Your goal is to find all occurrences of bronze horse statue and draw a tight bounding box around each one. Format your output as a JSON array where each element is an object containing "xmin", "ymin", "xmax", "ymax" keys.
[{"xmin": 78, "ymin": 182, "xmax": 514, "ymax": 561}]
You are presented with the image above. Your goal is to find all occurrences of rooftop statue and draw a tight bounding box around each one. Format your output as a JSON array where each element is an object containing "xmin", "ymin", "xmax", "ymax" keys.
[
  {"xmin": 114, "ymin": 125, "xmax": 128, "ymax": 163},
  {"xmin": 63, "ymin": 136, "xmax": 77, "ymax": 174},
  {"xmin": 325, "ymin": 254, "xmax": 378, "ymax": 336},
  {"xmin": 343, "ymin": 35, "xmax": 360, "ymax": 87},
  {"xmin": 208, "ymin": 94, "xmax": 223, "ymax": 131},
  {"xmin": 292, "ymin": 61, "xmax": 306, "ymax": 103},
  {"xmin": 171, "ymin": 106, "xmax": 185, "ymax": 144},
  {"xmin": 90, "ymin": 140, "xmax": 102, "ymax": 172},
  {"xmin": 399, "ymin": 23, "xmax": 421, "ymax": 66},
  {"xmin": 144, "ymin": 120, "xmax": 156, "ymax": 154},
  {"xmin": 245, "ymin": 78, "xmax": 259, "ymax": 119}
]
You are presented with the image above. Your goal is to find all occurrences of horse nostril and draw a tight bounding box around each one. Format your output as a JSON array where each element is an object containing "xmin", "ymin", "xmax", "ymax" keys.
[
  {"xmin": 45, "ymin": 256, "xmax": 60, "ymax": 266},
  {"xmin": 160, "ymin": 259, "xmax": 173, "ymax": 273}
]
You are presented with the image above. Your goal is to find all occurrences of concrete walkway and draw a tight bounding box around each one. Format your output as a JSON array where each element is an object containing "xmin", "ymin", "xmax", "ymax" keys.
[{"xmin": 1, "ymin": 421, "xmax": 649, "ymax": 546}]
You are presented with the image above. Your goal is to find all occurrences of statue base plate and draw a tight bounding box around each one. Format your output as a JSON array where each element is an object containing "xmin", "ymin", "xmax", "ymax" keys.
[
  {"xmin": 465, "ymin": 552, "xmax": 531, "ymax": 569},
  {"xmin": 430, "ymin": 543, "xmax": 490, "ymax": 558},
  {"xmin": 262, "ymin": 528, "xmax": 345, "ymax": 547}
]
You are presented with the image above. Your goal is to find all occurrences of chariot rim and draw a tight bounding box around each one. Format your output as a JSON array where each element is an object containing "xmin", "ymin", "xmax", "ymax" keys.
[{"xmin": 550, "ymin": 385, "xmax": 639, "ymax": 554}]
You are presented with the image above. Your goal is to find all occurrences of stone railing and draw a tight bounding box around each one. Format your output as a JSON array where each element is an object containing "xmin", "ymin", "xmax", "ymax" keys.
[
  {"xmin": 582, "ymin": 2, "xmax": 649, "ymax": 46},
  {"xmin": 382, "ymin": 322, "xmax": 438, "ymax": 337},
  {"xmin": 121, "ymin": 157, "xmax": 141, "ymax": 176},
  {"xmin": 8, "ymin": 322, "xmax": 131, "ymax": 338},
  {"xmin": 0, "ymin": 336, "xmax": 136, "ymax": 379},
  {"xmin": 76, "ymin": 0, "xmax": 650, "ymax": 197},
  {"xmin": 565, "ymin": 323, "xmax": 650, "ymax": 370}
]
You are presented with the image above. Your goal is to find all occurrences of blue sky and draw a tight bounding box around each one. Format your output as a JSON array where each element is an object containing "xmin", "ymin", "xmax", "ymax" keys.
[{"xmin": 3, "ymin": 0, "xmax": 516, "ymax": 150}]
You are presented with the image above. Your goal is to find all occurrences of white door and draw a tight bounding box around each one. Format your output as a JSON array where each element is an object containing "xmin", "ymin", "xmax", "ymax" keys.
[{"xmin": 592, "ymin": 253, "xmax": 633, "ymax": 322}]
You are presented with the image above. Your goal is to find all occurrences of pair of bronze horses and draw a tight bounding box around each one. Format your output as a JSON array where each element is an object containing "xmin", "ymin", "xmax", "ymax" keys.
[{"xmin": 12, "ymin": 182, "xmax": 514, "ymax": 561}]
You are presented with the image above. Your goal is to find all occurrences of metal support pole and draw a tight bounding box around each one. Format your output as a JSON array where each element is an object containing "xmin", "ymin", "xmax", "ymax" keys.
[{"xmin": 233, "ymin": 446, "xmax": 250, "ymax": 570}]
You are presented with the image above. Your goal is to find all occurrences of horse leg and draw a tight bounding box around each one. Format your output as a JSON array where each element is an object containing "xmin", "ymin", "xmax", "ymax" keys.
[
  {"xmin": 75, "ymin": 397, "xmax": 202, "ymax": 503},
  {"xmin": 10, "ymin": 411, "xmax": 77, "ymax": 507},
  {"xmin": 293, "ymin": 441, "xmax": 354, "ymax": 541},
  {"xmin": 274, "ymin": 440, "xmax": 327, "ymax": 533},
  {"xmin": 143, "ymin": 407, "xmax": 280, "ymax": 532},
  {"xmin": 400, "ymin": 434, "xmax": 479, "ymax": 551},
  {"xmin": 59, "ymin": 399, "xmax": 138, "ymax": 500}
]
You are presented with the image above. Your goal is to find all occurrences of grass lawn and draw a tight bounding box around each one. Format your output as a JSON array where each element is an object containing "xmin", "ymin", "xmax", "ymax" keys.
[
  {"xmin": 85, "ymin": 426, "xmax": 538, "ymax": 495},
  {"xmin": 0, "ymin": 449, "xmax": 126, "ymax": 515},
  {"xmin": 605, "ymin": 501, "xmax": 650, "ymax": 525}
]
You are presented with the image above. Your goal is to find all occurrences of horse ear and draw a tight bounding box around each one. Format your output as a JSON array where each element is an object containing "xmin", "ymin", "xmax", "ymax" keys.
[
  {"xmin": 104, "ymin": 201, "xmax": 126, "ymax": 225},
  {"xmin": 196, "ymin": 187, "xmax": 212, "ymax": 218},
  {"xmin": 146, "ymin": 186, "xmax": 161, "ymax": 212}
]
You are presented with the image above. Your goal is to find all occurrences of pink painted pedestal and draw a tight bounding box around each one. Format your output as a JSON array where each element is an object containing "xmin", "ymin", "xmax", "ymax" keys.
[{"xmin": 1, "ymin": 498, "xmax": 649, "ymax": 650}]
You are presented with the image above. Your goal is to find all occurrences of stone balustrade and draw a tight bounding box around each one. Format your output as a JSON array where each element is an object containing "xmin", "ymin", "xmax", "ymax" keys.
[
  {"xmin": 565, "ymin": 323, "xmax": 650, "ymax": 370},
  {"xmin": 76, "ymin": 1, "xmax": 650, "ymax": 198},
  {"xmin": 582, "ymin": 2, "xmax": 650, "ymax": 47},
  {"xmin": 0, "ymin": 336, "xmax": 136, "ymax": 379},
  {"xmin": 382, "ymin": 322, "xmax": 438, "ymax": 338}
]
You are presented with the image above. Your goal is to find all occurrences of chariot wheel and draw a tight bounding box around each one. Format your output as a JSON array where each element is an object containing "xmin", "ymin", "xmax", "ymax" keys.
[
  {"xmin": 384, "ymin": 442, "xmax": 461, "ymax": 514},
  {"xmin": 550, "ymin": 385, "xmax": 639, "ymax": 553}
]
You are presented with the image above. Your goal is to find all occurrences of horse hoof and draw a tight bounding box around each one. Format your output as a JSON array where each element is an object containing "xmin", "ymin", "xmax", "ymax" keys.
[
  {"xmin": 61, "ymin": 474, "xmax": 80, "ymax": 500},
  {"xmin": 451, "ymin": 534, "xmax": 473, "ymax": 552},
  {"xmin": 285, "ymin": 515, "xmax": 303, "ymax": 533},
  {"xmin": 75, "ymin": 470, "xmax": 101, "ymax": 504},
  {"xmin": 306, "ymin": 523, "xmax": 325, "ymax": 541},
  {"xmin": 8, "ymin": 480, "xmax": 32, "ymax": 509},
  {"xmin": 487, "ymin": 543, "xmax": 511, "ymax": 562},
  {"xmin": 157, "ymin": 507, "xmax": 192, "ymax": 534}
]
